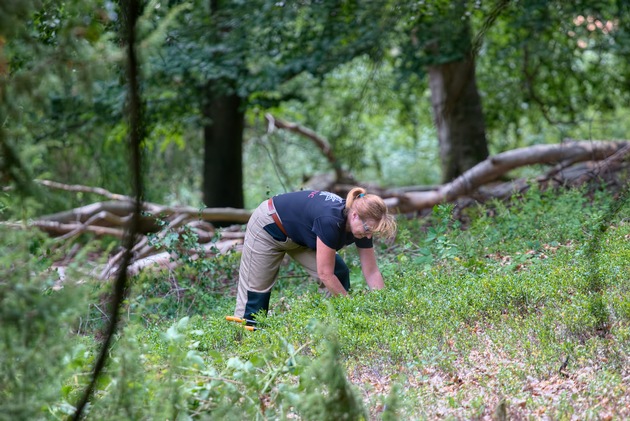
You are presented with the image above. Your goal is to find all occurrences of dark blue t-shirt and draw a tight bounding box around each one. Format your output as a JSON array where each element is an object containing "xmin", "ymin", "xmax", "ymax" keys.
[{"xmin": 272, "ymin": 190, "xmax": 373, "ymax": 250}]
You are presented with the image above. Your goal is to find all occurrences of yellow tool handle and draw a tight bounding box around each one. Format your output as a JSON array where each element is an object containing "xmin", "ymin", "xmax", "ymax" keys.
[{"xmin": 226, "ymin": 315, "xmax": 258, "ymax": 331}]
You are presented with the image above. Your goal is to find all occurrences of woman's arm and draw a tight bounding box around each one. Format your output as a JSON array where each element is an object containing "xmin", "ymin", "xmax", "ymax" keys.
[
  {"xmin": 357, "ymin": 247, "xmax": 385, "ymax": 290},
  {"xmin": 316, "ymin": 237, "xmax": 348, "ymax": 295}
]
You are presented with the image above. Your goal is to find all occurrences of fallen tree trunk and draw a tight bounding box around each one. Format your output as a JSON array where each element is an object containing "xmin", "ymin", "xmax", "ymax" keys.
[
  {"xmin": 378, "ymin": 140, "xmax": 630, "ymax": 213},
  {"xmin": 37, "ymin": 200, "xmax": 251, "ymax": 230},
  {"xmin": 4, "ymin": 182, "xmax": 250, "ymax": 279},
  {"xmin": 119, "ymin": 238, "xmax": 243, "ymax": 278}
]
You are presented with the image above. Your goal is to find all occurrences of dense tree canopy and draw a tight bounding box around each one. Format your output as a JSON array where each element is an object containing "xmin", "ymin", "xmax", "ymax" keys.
[
  {"xmin": 478, "ymin": 0, "xmax": 630, "ymax": 144},
  {"xmin": 1, "ymin": 0, "xmax": 629, "ymax": 212}
]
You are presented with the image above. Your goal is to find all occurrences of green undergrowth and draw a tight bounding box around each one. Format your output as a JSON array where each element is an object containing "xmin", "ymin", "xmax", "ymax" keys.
[{"xmin": 2, "ymin": 186, "xmax": 630, "ymax": 419}]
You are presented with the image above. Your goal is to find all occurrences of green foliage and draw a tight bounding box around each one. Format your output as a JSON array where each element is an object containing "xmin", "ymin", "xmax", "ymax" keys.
[
  {"xmin": 400, "ymin": 203, "xmax": 461, "ymax": 269},
  {"xmin": 294, "ymin": 322, "xmax": 367, "ymax": 421},
  {"xmin": 476, "ymin": 0, "xmax": 630, "ymax": 148},
  {"xmin": 81, "ymin": 318, "xmax": 197, "ymax": 420},
  {"xmin": 0, "ymin": 228, "xmax": 90, "ymax": 420},
  {"xmin": 462, "ymin": 186, "xmax": 613, "ymax": 255},
  {"xmin": 381, "ymin": 383, "xmax": 403, "ymax": 421},
  {"xmin": 73, "ymin": 314, "xmax": 367, "ymax": 420},
  {"xmin": 0, "ymin": 1, "xmax": 42, "ymax": 38},
  {"xmin": 4, "ymin": 0, "xmax": 630, "ymax": 417},
  {"xmin": 3, "ymin": 186, "xmax": 630, "ymax": 419},
  {"xmin": 1, "ymin": 0, "xmax": 130, "ymax": 214},
  {"xmin": 5, "ymin": 0, "xmax": 630, "ymax": 212}
]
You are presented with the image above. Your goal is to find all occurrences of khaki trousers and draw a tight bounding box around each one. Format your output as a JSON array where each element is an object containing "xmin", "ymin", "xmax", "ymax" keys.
[{"xmin": 234, "ymin": 200, "xmax": 321, "ymax": 320}]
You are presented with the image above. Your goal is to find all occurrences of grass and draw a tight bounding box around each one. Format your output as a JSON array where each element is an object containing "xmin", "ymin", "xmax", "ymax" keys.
[{"xmin": 2, "ymin": 186, "xmax": 630, "ymax": 419}]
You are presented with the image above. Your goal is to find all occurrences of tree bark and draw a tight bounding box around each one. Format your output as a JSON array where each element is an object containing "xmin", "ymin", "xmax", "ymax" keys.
[
  {"xmin": 202, "ymin": 85, "xmax": 245, "ymax": 211},
  {"xmin": 429, "ymin": 56, "xmax": 489, "ymax": 183},
  {"xmin": 424, "ymin": 1, "xmax": 490, "ymax": 183}
]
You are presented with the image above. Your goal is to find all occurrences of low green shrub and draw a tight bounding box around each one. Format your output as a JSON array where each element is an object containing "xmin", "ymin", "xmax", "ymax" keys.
[{"xmin": 4, "ymin": 186, "xmax": 630, "ymax": 419}]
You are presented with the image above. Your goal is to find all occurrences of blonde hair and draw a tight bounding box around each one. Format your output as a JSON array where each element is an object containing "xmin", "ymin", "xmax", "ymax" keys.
[{"xmin": 345, "ymin": 187, "xmax": 397, "ymax": 240}]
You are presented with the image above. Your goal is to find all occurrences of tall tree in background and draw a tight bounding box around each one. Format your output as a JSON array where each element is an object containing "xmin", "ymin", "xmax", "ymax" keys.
[
  {"xmin": 392, "ymin": 1, "xmax": 495, "ymax": 183},
  {"xmin": 425, "ymin": 1, "xmax": 490, "ymax": 182},
  {"xmin": 387, "ymin": 0, "xmax": 630, "ymax": 182},
  {"xmin": 155, "ymin": 0, "xmax": 394, "ymax": 210},
  {"xmin": 202, "ymin": 0, "xmax": 246, "ymax": 210}
]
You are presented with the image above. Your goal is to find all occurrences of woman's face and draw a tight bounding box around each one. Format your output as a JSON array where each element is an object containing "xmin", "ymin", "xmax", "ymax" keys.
[{"xmin": 349, "ymin": 210, "xmax": 374, "ymax": 239}]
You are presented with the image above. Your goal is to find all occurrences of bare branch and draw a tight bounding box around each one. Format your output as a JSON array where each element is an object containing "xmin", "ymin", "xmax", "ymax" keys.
[
  {"xmin": 35, "ymin": 179, "xmax": 134, "ymax": 201},
  {"xmin": 265, "ymin": 113, "xmax": 354, "ymax": 183}
]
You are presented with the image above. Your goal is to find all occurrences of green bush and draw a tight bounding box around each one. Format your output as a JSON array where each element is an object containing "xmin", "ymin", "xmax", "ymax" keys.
[
  {"xmin": 461, "ymin": 186, "xmax": 614, "ymax": 255},
  {"xmin": 0, "ymin": 228, "xmax": 90, "ymax": 420}
]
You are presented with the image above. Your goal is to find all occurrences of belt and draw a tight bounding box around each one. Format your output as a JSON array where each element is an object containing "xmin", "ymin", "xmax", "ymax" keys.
[{"xmin": 267, "ymin": 198, "xmax": 288, "ymax": 237}]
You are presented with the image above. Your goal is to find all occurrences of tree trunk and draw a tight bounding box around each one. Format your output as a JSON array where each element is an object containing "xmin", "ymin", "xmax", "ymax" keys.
[
  {"xmin": 202, "ymin": 0, "xmax": 245, "ymax": 215},
  {"xmin": 423, "ymin": 0, "xmax": 490, "ymax": 184},
  {"xmin": 202, "ymin": 84, "xmax": 245, "ymax": 211},
  {"xmin": 429, "ymin": 56, "xmax": 489, "ymax": 183}
]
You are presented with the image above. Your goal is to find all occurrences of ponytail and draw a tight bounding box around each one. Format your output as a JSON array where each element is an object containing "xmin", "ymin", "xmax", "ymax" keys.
[{"xmin": 345, "ymin": 187, "xmax": 367, "ymax": 210}]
